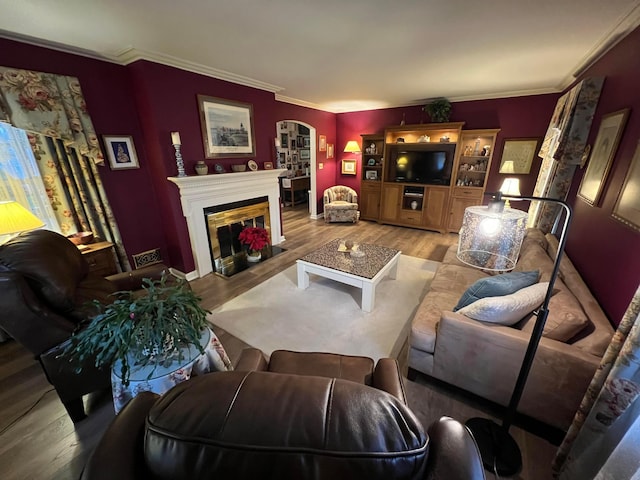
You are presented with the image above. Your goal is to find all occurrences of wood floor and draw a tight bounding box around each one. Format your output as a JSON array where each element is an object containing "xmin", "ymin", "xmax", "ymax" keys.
[{"xmin": 0, "ymin": 206, "xmax": 558, "ymax": 479}]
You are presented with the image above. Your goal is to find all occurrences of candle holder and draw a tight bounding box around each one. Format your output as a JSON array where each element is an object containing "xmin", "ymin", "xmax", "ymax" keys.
[{"xmin": 173, "ymin": 143, "xmax": 186, "ymax": 177}]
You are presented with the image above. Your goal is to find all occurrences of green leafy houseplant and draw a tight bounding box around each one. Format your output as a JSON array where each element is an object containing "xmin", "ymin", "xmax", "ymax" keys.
[
  {"xmin": 63, "ymin": 273, "xmax": 210, "ymax": 386},
  {"xmin": 423, "ymin": 98, "xmax": 452, "ymax": 123}
]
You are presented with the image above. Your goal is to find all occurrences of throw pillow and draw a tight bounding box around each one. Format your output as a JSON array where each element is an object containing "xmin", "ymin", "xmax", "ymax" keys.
[
  {"xmin": 453, "ymin": 270, "xmax": 540, "ymax": 311},
  {"xmin": 457, "ymin": 282, "xmax": 549, "ymax": 326}
]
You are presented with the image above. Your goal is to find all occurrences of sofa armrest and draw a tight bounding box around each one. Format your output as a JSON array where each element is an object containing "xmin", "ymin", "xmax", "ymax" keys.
[
  {"xmin": 424, "ymin": 416, "xmax": 486, "ymax": 480},
  {"xmin": 372, "ymin": 358, "xmax": 407, "ymax": 404},
  {"xmin": 105, "ymin": 263, "xmax": 171, "ymax": 291},
  {"xmin": 234, "ymin": 348, "xmax": 268, "ymax": 372},
  {"xmin": 432, "ymin": 311, "xmax": 601, "ymax": 429},
  {"xmin": 81, "ymin": 391, "xmax": 159, "ymax": 480}
]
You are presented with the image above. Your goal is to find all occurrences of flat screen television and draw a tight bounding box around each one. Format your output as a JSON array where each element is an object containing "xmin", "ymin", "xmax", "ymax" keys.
[{"xmin": 389, "ymin": 144, "xmax": 455, "ymax": 185}]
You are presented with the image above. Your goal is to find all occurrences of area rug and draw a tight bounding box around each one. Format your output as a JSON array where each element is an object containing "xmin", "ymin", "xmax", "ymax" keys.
[{"xmin": 209, "ymin": 255, "xmax": 439, "ymax": 361}]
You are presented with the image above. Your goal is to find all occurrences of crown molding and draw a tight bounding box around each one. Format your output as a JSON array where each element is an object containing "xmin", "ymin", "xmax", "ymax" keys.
[
  {"xmin": 274, "ymin": 93, "xmax": 325, "ymax": 111},
  {"xmin": 113, "ymin": 47, "xmax": 284, "ymax": 94}
]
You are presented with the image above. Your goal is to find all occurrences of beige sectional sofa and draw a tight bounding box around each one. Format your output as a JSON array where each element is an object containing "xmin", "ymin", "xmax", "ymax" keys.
[{"xmin": 408, "ymin": 228, "xmax": 614, "ymax": 430}]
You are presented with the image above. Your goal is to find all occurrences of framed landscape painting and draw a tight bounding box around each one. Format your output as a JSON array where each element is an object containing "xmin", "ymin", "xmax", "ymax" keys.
[
  {"xmin": 612, "ymin": 139, "xmax": 640, "ymax": 232},
  {"xmin": 198, "ymin": 95, "xmax": 256, "ymax": 158},
  {"xmin": 578, "ymin": 108, "xmax": 629, "ymax": 205}
]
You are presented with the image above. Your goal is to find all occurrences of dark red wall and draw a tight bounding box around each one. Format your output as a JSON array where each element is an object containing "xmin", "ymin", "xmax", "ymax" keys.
[{"xmin": 564, "ymin": 26, "xmax": 640, "ymax": 324}]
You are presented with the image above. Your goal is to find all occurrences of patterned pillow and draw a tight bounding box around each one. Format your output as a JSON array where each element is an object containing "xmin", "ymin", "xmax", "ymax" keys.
[
  {"xmin": 457, "ymin": 282, "xmax": 549, "ymax": 326},
  {"xmin": 453, "ymin": 270, "xmax": 540, "ymax": 311}
]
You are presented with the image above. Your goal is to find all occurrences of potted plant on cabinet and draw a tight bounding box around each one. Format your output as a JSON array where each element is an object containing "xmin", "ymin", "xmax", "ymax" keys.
[
  {"xmin": 62, "ymin": 273, "xmax": 210, "ymax": 386},
  {"xmin": 423, "ymin": 98, "xmax": 452, "ymax": 123},
  {"xmin": 238, "ymin": 226, "xmax": 270, "ymax": 262}
]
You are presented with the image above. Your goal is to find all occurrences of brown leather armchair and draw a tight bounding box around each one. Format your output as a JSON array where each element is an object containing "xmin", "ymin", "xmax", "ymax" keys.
[
  {"xmin": 81, "ymin": 349, "xmax": 485, "ymax": 480},
  {"xmin": 0, "ymin": 229, "xmax": 170, "ymax": 423}
]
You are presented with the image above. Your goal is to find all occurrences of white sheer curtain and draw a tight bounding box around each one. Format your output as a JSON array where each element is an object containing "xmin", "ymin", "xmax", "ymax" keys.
[{"xmin": 0, "ymin": 121, "xmax": 60, "ymax": 232}]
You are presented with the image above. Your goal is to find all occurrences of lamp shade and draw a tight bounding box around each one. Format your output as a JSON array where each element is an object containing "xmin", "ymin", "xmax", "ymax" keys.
[
  {"xmin": 343, "ymin": 141, "xmax": 361, "ymax": 153},
  {"xmin": 501, "ymin": 160, "xmax": 515, "ymax": 173},
  {"xmin": 0, "ymin": 201, "xmax": 44, "ymax": 236},
  {"xmin": 457, "ymin": 205, "xmax": 528, "ymax": 272},
  {"xmin": 500, "ymin": 178, "xmax": 521, "ymax": 196}
]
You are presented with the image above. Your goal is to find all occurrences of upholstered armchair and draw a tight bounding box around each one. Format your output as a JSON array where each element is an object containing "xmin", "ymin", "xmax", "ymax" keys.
[
  {"xmin": 323, "ymin": 185, "xmax": 359, "ymax": 223},
  {"xmin": 0, "ymin": 229, "xmax": 170, "ymax": 422},
  {"xmin": 81, "ymin": 349, "xmax": 486, "ymax": 480}
]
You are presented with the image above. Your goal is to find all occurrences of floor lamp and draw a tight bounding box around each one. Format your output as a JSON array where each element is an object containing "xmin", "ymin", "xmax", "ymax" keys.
[{"xmin": 457, "ymin": 192, "xmax": 572, "ymax": 476}]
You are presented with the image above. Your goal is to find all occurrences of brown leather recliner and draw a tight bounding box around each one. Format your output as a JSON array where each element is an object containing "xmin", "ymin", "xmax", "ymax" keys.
[
  {"xmin": 81, "ymin": 349, "xmax": 486, "ymax": 480},
  {"xmin": 0, "ymin": 229, "xmax": 171, "ymax": 423}
]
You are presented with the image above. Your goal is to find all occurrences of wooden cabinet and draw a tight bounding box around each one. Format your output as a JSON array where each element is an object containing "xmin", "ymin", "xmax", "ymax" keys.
[
  {"xmin": 359, "ymin": 134, "xmax": 384, "ymax": 220},
  {"xmin": 423, "ymin": 187, "xmax": 449, "ymax": 231},
  {"xmin": 447, "ymin": 129, "xmax": 500, "ymax": 232},
  {"xmin": 80, "ymin": 241, "xmax": 117, "ymax": 277},
  {"xmin": 380, "ymin": 184, "xmax": 402, "ymax": 222},
  {"xmin": 379, "ymin": 183, "xmax": 449, "ymax": 232}
]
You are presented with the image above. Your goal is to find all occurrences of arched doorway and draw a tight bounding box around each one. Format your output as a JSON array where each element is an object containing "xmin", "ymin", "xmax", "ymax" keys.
[{"xmin": 275, "ymin": 120, "xmax": 318, "ymax": 218}]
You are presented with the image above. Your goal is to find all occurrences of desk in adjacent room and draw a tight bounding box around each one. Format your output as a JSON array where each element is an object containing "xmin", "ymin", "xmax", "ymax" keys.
[{"xmin": 280, "ymin": 175, "xmax": 310, "ymax": 207}]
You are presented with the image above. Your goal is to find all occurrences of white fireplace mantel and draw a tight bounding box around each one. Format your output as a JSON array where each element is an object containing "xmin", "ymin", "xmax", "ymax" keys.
[{"xmin": 168, "ymin": 169, "xmax": 286, "ymax": 279}]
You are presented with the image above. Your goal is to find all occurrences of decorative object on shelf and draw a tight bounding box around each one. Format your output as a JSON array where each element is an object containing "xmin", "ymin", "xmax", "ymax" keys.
[
  {"xmin": 578, "ymin": 108, "xmax": 630, "ymax": 205},
  {"xmin": 499, "ymin": 138, "xmax": 540, "ymax": 174},
  {"xmin": 0, "ymin": 201, "xmax": 44, "ymax": 240},
  {"xmin": 248, "ymin": 160, "xmax": 258, "ymax": 171},
  {"xmin": 410, "ymin": 200, "xmax": 418, "ymax": 210},
  {"xmin": 197, "ymin": 95, "xmax": 255, "ymax": 158},
  {"xmin": 238, "ymin": 226, "xmax": 270, "ymax": 263},
  {"xmin": 194, "ymin": 160, "xmax": 208, "ymax": 175},
  {"xmin": 231, "ymin": 164, "xmax": 247, "ymax": 172},
  {"xmin": 400, "ymin": 113, "xmax": 406, "ymax": 125},
  {"xmin": 367, "ymin": 158, "xmax": 376, "ymax": 166},
  {"xmin": 612, "ymin": 138, "xmax": 640, "ymax": 231},
  {"xmin": 440, "ymin": 136, "xmax": 450, "ymax": 142},
  {"xmin": 170, "ymin": 131, "xmax": 186, "ymax": 177},
  {"xmin": 341, "ymin": 159, "xmax": 357, "ymax": 175},
  {"xmin": 104, "ymin": 135, "xmax": 140, "ymax": 170},
  {"xmin": 365, "ymin": 170, "xmax": 377, "ymax": 180},
  {"xmin": 318, "ymin": 135, "xmax": 326, "ymax": 151},
  {"xmin": 327, "ymin": 143, "xmax": 334, "ymax": 159},
  {"xmin": 417, "ymin": 135, "xmax": 430, "ymax": 143},
  {"xmin": 214, "ymin": 163, "xmax": 225, "ymax": 173},
  {"xmin": 482, "ymin": 145, "xmax": 491, "ymax": 156},
  {"xmin": 62, "ymin": 273, "xmax": 210, "ymax": 386},
  {"xmin": 264, "ymin": 161, "xmax": 274, "ymax": 170},
  {"xmin": 423, "ymin": 98, "xmax": 451, "ymax": 123},
  {"xmin": 396, "ymin": 137, "xmax": 405, "ymax": 143},
  {"xmin": 344, "ymin": 140, "xmax": 361, "ymax": 154},
  {"xmin": 458, "ymin": 192, "xmax": 571, "ymax": 476}
]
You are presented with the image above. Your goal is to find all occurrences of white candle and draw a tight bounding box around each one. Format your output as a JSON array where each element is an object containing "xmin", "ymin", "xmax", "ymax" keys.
[{"xmin": 171, "ymin": 132, "xmax": 181, "ymax": 145}]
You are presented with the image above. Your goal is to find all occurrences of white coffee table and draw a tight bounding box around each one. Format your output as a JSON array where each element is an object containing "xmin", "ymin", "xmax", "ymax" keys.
[{"xmin": 296, "ymin": 239, "xmax": 401, "ymax": 312}]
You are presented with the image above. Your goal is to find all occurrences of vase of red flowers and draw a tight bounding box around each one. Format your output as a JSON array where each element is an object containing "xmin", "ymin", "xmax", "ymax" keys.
[{"xmin": 238, "ymin": 226, "xmax": 270, "ymax": 263}]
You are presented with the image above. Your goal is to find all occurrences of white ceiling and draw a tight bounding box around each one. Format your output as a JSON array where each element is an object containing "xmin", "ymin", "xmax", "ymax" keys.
[{"xmin": 1, "ymin": 0, "xmax": 639, "ymax": 113}]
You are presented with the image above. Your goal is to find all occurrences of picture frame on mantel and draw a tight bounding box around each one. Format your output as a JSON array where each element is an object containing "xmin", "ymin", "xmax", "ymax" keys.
[
  {"xmin": 578, "ymin": 108, "xmax": 629, "ymax": 205},
  {"xmin": 197, "ymin": 95, "xmax": 256, "ymax": 158},
  {"xmin": 612, "ymin": 139, "xmax": 640, "ymax": 232},
  {"xmin": 103, "ymin": 135, "xmax": 139, "ymax": 170}
]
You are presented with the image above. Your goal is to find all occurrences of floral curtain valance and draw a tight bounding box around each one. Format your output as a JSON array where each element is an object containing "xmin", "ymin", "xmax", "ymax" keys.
[{"xmin": 0, "ymin": 67, "xmax": 104, "ymax": 165}]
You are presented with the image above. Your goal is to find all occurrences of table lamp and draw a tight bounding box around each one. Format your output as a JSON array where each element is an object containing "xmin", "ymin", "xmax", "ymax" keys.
[
  {"xmin": 499, "ymin": 178, "xmax": 521, "ymax": 208},
  {"xmin": 457, "ymin": 192, "xmax": 572, "ymax": 476},
  {"xmin": 0, "ymin": 200, "xmax": 44, "ymax": 240}
]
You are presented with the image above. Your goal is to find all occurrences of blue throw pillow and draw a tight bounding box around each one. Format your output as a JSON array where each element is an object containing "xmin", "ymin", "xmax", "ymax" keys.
[{"xmin": 453, "ymin": 270, "xmax": 540, "ymax": 311}]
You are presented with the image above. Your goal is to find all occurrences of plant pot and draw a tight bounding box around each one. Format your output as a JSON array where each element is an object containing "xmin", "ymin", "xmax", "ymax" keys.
[{"xmin": 247, "ymin": 251, "xmax": 261, "ymax": 263}]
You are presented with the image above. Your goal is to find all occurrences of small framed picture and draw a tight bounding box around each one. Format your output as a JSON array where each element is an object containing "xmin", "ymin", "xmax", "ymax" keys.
[
  {"xmin": 300, "ymin": 149, "xmax": 310, "ymax": 160},
  {"xmin": 103, "ymin": 135, "xmax": 139, "ymax": 170},
  {"xmin": 318, "ymin": 135, "xmax": 327, "ymax": 151},
  {"xmin": 327, "ymin": 143, "xmax": 334, "ymax": 159},
  {"xmin": 341, "ymin": 159, "xmax": 357, "ymax": 175},
  {"xmin": 365, "ymin": 170, "xmax": 378, "ymax": 180},
  {"xmin": 264, "ymin": 161, "xmax": 274, "ymax": 170},
  {"xmin": 280, "ymin": 133, "xmax": 288, "ymax": 147},
  {"xmin": 303, "ymin": 137, "xmax": 310, "ymax": 148},
  {"xmin": 290, "ymin": 139, "xmax": 296, "ymax": 150}
]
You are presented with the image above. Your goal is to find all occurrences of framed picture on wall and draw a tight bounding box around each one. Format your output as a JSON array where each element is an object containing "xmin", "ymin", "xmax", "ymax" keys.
[
  {"xmin": 578, "ymin": 108, "xmax": 629, "ymax": 205},
  {"xmin": 612, "ymin": 139, "xmax": 640, "ymax": 231},
  {"xmin": 341, "ymin": 159, "xmax": 356, "ymax": 175},
  {"xmin": 280, "ymin": 133, "xmax": 288, "ymax": 147},
  {"xmin": 318, "ymin": 135, "xmax": 327, "ymax": 151},
  {"xmin": 103, "ymin": 135, "xmax": 139, "ymax": 170},
  {"xmin": 198, "ymin": 95, "xmax": 256, "ymax": 158},
  {"xmin": 499, "ymin": 138, "xmax": 540, "ymax": 174},
  {"xmin": 300, "ymin": 149, "xmax": 310, "ymax": 160},
  {"xmin": 327, "ymin": 143, "xmax": 334, "ymax": 159}
]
